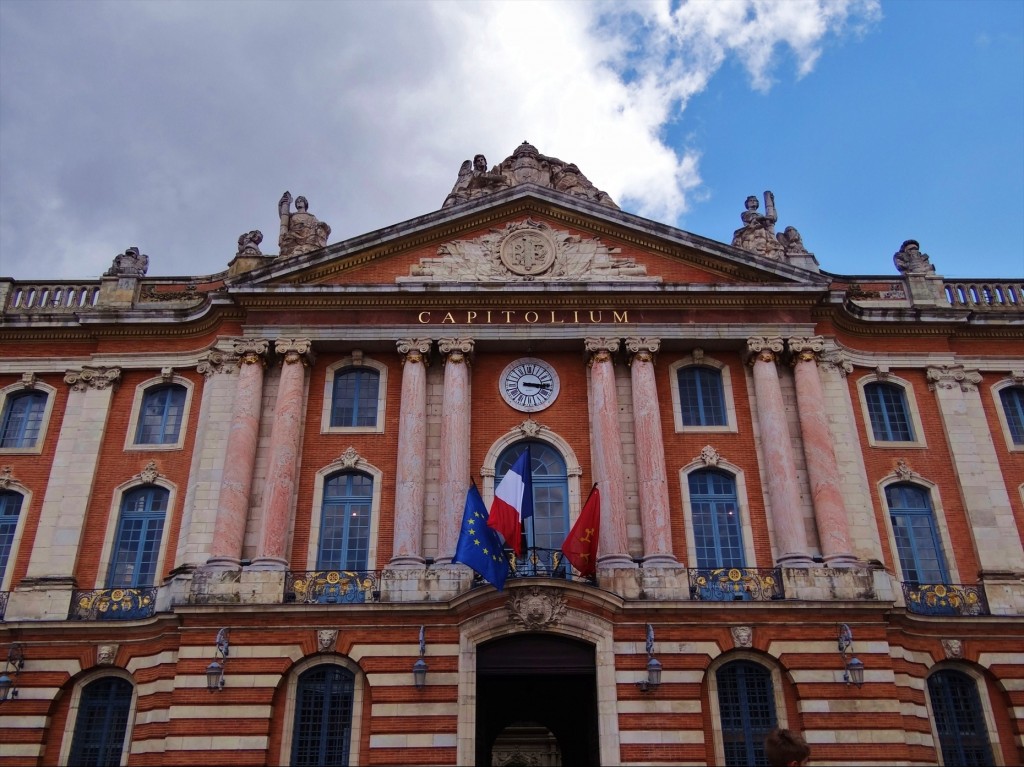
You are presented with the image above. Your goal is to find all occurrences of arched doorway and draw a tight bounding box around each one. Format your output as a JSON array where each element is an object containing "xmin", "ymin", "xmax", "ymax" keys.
[{"xmin": 476, "ymin": 634, "xmax": 599, "ymax": 766}]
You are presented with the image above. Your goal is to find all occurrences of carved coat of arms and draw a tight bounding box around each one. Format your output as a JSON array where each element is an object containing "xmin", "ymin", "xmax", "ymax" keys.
[{"xmin": 507, "ymin": 586, "xmax": 567, "ymax": 630}]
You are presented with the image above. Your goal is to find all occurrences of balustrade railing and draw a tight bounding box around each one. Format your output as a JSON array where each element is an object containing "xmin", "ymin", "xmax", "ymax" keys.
[
  {"xmin": 69, "ymin": 587, "xmax": 157, "ymax": 620},
  {"xmin": 689, "ymin": 567, "xmax": 784, "ymax": 602},
  {"xmin": 903, "ymin": 582, "xmax": 989, "ymax": 616},
  {"xmin": 507, "ymin": 547, "xmax": 595, "ymax": 583},
  {"xmin": 943, "ymin": 281, "xmax": 1023, "ymax": 309},
  {"xmin": 6, "ymin": 283, "xmax": 101, "ymax": 312},
  {"xmin": 285, "ymin": 570, "xmax": 381, "ymax": 604}
]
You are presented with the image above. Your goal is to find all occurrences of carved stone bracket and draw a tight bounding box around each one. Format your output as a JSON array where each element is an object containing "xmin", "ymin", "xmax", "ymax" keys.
[
  {"xmin": 875, "ymin": 364, "xmax": 891, "ymax": 380},
  {"xmin": 1011, "ymin": 370, "xmax": 1024, "ymax": 385},
  {"xmin": 941, "ymin": 638, "xmax": 964, "ymax": 659},
  {"xmin": 19, "ymin": 372, "xmax": 37, "ymax": 389},
  {"xmin": 64, "ymin": 366, "xmax": 121, "ymax": 392},
  {"xmin": 518, "ymin": 418, "xmax": 545, "ymax": 438},
  {"xmin": 159, "ymin": 366, "xmax": 174, "ymax": 382},
  {"xmin": 96, "ymin": 643, "xmax": 120, "ymax": 666},
  {"xmin": 275, "ymin": 338, "xmax": 314, "ymax": 367},
  {"xmin": 337, "ymin": 446, "xmax": 361, "ymax": 470},
  {"xmin": 396, "ymin": 338, "xmax": 432, "ymax": 366},
  {"xmin": 138, "ymin": 461, "xmax": 160, "ymax": 484},
  {"xmin": 438, "ymin": 337, "xmax": 474, "ymax": 365},
  {"xmin": 625, "ymin": 337, "xmax": 660, "ymax": 365},
  {"xmin": 0, "ymin": 466, "xmax": 14, "ymax": 489},
  {"xmin": 746, "ymin": 336, "xmax": 784, "ymax": 365},
  {"xmin": 698, "ymin": 446, "xmax": 721, "ymax": 467},
  {"xmin": 787, "ymin": 336, "xmax": 825, "ymax": 365},
  {"xmin": 731, "ymin": 626, "xmax": 753, "ymax": 648},
  {"xmin": 507, "ymin": 586, "xmax": 567, "ymax": 630},
  {"xmin": 691, "ymin": 348, "xmax": 705, "ymax": 364},
  {"xmin": 233, "ymin": 338, "xmax": 270, "ymax": 366},
  {"xmin": 316, "ymin": 629, "xmax": 339, "ymax": 653},
  {"xmin": 894, "ymin": 459, "xmax": 915, "ymax": 481},
  {"xmin": 927, "ymin": 365, "xmax": 982, "ymax": 393}
]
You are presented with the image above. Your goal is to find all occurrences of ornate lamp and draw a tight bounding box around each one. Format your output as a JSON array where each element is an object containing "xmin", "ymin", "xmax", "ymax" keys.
[
  {"xmin": 838, "ymin": 624, "xmax": 864, "ymax": 687},
  {"xmin": 206, "ymin": 629, "xmax": 229, "ymax": 692},
  {"xmin": 0, "ymin": 644, "xmax": 25, "ymax": 703},
  {"xmin": 413, "ymin": 626, "xmax": 428, "ymax": 689},
  {"xmin": 637, "ymin": 624, "xmax": 662, "ymax": 692}
]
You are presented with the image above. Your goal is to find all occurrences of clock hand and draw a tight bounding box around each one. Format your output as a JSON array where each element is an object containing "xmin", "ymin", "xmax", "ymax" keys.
[{"xmin": 520, "ymin": 381, "xmax": 551, "ymax": 389}]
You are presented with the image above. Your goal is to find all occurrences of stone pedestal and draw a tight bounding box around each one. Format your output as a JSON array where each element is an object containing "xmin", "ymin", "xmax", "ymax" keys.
[{"xmin": 4, "ymin": 577, "xmax": 76, "ymax": 621}]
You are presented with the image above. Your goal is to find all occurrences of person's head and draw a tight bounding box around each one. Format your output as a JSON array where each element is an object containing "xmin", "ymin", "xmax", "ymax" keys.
[
  {"xmin": 295, "ymin": 196, "xmax": 308, "ymax": 211},
  {"xmin": 765, "ymin": 728, "xmax": 810, "ymax": 767},
  {"xmin": 745, "ymin": 195, "xmax": 759, "ymax": 211},
  {"xmin": 473, "ymin": 154, "xmax": 488, "ymax": 172}
]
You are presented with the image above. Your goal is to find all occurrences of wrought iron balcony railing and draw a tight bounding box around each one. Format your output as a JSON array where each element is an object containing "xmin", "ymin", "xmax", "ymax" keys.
[
  {"xmin": 689, "ymin": 567, "xmax": 785, "ymax": 602},
  {"xmin": 903, "ymin": 582, "xmax": 989, "ymax": 616},
  {"xmin": 69, "ymin": 587, "xmax": 157, "ymax": 620},
  {"xmin": 285, "ymin": 570, "xmax": 381, "ymax": 604},
  {"xmin": 507, "ymin": 547, "xmax": 595, "ymax": 584},
  {"xmin": 0, "ymin": 590, "xmax": 8, "ymax": 621}
]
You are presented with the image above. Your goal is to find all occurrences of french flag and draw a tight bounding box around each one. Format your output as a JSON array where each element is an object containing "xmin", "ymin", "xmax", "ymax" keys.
[{"xmin": 487, "ymin": 448, "xmax": 533, "ymax": 556}]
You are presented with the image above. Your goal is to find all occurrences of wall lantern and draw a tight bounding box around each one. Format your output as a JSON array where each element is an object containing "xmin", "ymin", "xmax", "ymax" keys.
[
  {"xmin": 0, "ymin": 644, "xmax": 25, "ymax": 704},
  {"xmin": 636, "ymin": 624, "xmax": 662, "ymax": 693},
  {"xmin": 412, "ymin": 626, "xmax": 428, "ymax": 689},
  {"xmin": 206, "ymin": 628, "xmax": 229, "ymax": 692},
  {"xmin": 838, "ymin": 623, "xmax": 864, "ymax": 687}
]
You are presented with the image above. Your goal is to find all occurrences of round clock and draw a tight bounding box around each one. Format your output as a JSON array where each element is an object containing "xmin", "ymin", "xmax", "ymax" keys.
[{"xmin": 499, "ymin": 357, "xmax": 560, "ymax": 413}]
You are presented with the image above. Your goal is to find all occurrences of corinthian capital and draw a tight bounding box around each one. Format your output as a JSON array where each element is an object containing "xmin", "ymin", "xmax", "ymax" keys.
[
  {"xmin": 438, "ymin": 337, "xmax": 474, "ymax": 365},
  {"xmin": 275, "ymin": 338, "xmax": 314, "ymax": 366},
  {"xmin": 64, "ymin": 366, "xmax": 121, "ymax": 392},
  {"xmin": 625, "ymin": 337, "xmax": 660, "ymax": 364},
  {"xmin": 397, "ymin": 338, "xmax": 432, "ymax": 365},
  {"xmin": 746, "ymin": 336, "xmax": 784, "ymax": 365},
  {"xmin": 233, "ymin": 338, "xmax": 270, "ymax": 366}
]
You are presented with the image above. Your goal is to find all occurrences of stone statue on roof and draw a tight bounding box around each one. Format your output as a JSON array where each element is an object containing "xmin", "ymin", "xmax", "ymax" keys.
[
  {"xmin": 893, "ymin": 239, "xmax": 935, "ymax": 273},
  {"xmin": 105, "ymin": 246, "xmax": 149, "ymax": 277},
  {"xmin": 278, "ymin": 192, "xmax": 331, "ymax": 258},
  {"xmin": 732, "ymin": 192, "xmax": 785, "ymax": 260}
]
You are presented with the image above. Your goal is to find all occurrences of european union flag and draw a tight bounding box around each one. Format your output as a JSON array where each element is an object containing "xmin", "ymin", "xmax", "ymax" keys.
[{"xmin": 453, "ymin": 482, "xmax": 509, "ymax": 591}]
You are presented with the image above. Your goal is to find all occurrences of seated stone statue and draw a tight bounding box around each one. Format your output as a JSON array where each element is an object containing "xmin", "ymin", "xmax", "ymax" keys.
[
  {"xmin": 893, "ymin": 239, "xmax": 935, "ymax": 273},
  {"xmin": 732, "ymin": 192, "xmax": 785, "ymax": 259},
  {"xmin": 236, "ymin": 230, "xmax": 263, "ymax": 256},
  {"xmin": 776, "ymin": 226, "xmax": 808, "ymax": 255},
  {"xmin": 105, "ymin": 246, "xmax": 149, "ymax": 277},
  {"xmin": 279, "ymin": 192, "xmax": 331, "ymax": 257}
]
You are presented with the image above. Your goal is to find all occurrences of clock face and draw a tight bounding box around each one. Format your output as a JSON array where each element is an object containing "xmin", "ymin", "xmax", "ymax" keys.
[{"xmin": 499, "ymin": 358, "xmax": 560, "ymax": 413}]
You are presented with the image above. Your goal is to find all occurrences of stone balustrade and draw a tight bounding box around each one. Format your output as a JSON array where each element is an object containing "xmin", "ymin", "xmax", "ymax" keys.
[
  {"xmin": 5, "ymin": 282, "xmax": 101, "ymax": 312},
  {"xmin": 943, "ymin": 280, "xmax": 1024, "ymax": 309}
]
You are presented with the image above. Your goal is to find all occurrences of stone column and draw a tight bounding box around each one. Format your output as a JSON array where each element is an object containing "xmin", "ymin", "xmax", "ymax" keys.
[
  {"xmin": 250, "ymin": 339, "xmax": 312, "ymax": 570},
  {"xmin": 205, "ymin": 339, "xmax": 269, "ymax": 570},
  {"xmin": 788, "ymin": 337, "xmax": 857, "ymax": 568},
  {"xmin": 625, "ymin": 337, "xmax": 678, "ymax": 566},
  {"xmin": 586, "ymin": 338, "xmax": 634, "ymax": 568},
  {"xmin": 747, "ymin": 337, "xmax": 813, "ymax": 567},
  {"xmin": 436, "ymin": 338, "xmax": 473, "ymax": 566},
  {"xmin": 390, "ymin": 338, "xmax": 432, "ymax": 568}
]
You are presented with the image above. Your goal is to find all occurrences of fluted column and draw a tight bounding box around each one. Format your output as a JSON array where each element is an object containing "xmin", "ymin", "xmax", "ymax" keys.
[
  {"xmin": 206, "ymin": 339, "xmax": 269, "ymax": 570},
  {"xmin": 390, "ymin": 338, "xmax": 432, "ymax": 568},
  {"xmin": 251, "ymin": 339, "xmax": 313, "ymax": 570},
  {"xmin": 788, "ymin": 337, "xmax": 857, "ymax": 567},
  {"xmin": 436, "ymin": 338, "xmax": 473, "ymax": 566},
  {"xmin": 625, "ymin": 337, "xmax": 678, "ymax": 566},
  {"xmin": 586, "ymin": 338, "xmax": 634, "ymax": 568},
  {"xmin": 747, "ymin": 337, "xmax": 813, "ymax": 567}
]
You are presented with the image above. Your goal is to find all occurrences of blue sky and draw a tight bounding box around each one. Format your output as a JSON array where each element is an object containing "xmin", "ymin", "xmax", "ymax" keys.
[{"xmin": 1, "ymin": 1, "xmax": 1021, "ymax": 281}]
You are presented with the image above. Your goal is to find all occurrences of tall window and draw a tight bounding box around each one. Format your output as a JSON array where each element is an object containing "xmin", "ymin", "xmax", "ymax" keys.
[
  {"xmin": 292, "ymin": 665, "xmax": 355, "ymax": 767},
  {"xmin": 1000, "ymin": 386, "xmax": 1024, "ymax": 445},
  {"xmin": 134, "ymin": 384, "xmax": 186, "ymax": 445},
  {"xmin": 331, "ymin": 369, "xmax": 380, "ymax": 428},
  {"xmin": 68, "ymin": 677, "xmax": 133, "ymax": 766},
  {"xmin": 318, "ymin": 472, "xmax": 372, "ymax": 571},
  {"xmin": 107, "ymin": 487, "xmax": 168, "ymax": 588},
  {"xmin": 689, "ymin": 470, "xmax": 745, "ymax": 568},
  {"xmin": 0, "ymin": 491, "xmax": 23, "ymax": 585},
  {"xmin": 0, "ymin": 390, "xmax": 47, "ymax": 448},
  {"xmin": 677, "ymin": 367, "xmax": 726, "ymax": 427},
  {"xmin": 717, "ymin": 660, "xmax": 777, "ymax": 767},
  {"xmin": 886, "ymin": 483, "xmax": 948, "ymax": 584},
  {"xmin": 928, "ymin": 670, "xmax": 995, "ymax": 767},
  {"xmin": 865, "ymin": 381, "xmax": 915, "ymax": 442},
  {"xmin": 495, "ymin": 442, "xmax": 569, "ymax": 551}
]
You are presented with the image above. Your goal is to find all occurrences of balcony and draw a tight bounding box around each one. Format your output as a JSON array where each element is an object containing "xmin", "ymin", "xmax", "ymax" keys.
[
  {"xmin": 285, "ymin": 570, "xmax": 381, "ymax": 604},
  {"xmin": 903, "ymin": 582, "xmax": 989, "ymax": 616},
  {"xmin": 69, "ymin": 588, "xmax": 157, "ymax": 620},
  {"xmin": 507, "ymin": 547, "xmax": 595, "ymax": 584},
  {"xmin": 689, "ymin": 567, "xmax": 785, "ymax": 602}
]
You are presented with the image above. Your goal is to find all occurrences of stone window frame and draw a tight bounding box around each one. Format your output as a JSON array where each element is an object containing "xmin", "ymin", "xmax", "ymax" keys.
[
  {"xmin": 678, "ymin": 457, "xmax": 757, "ymax": 569},
  {"xmin": 706, "ymin": 651, "xmax": 789, "ymax": 767},
  {"xmin": 0, "ymin": 380, "xmax": 57, "ymax": 455},
  {"xmin": 856, "ymin": 372, "xmax": 928, "ymax": 449},
  {"xmin": 93, "ymin": 477, "xmax": 177, "ymax": 590},
  {"xmin": 278, "ymin": 655, "xmax": 365, "ymax": 767},
  {"xmin": 922, "ymin": 662, "xmax": 1002, "ymax": 767},
  {"xmin": 0, "ymin": 484, "xmax": 33, "ymax": 591},
  {"xmin": 57, "ymin": 668, "xmax": 139, "ymax": 767},
  {"xmin": 306, "ymin": 455, "xmax": 383, "ymax": 571},
  {"xmin": 991, "ymin": 378, "xmax": 1024, "ymax": 453},
  {"xmin": 668, "ymin": 353, "xmax": 739, "ymax": 434},
  {"xmin": 123, "ymin": 374, "xmax": 195, "ymax": 452},
  {"xmin": 320, "ymin": 354, "xmax": 388, "ymax": 435}
]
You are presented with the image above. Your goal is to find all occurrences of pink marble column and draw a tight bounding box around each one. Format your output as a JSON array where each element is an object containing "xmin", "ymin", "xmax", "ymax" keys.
[
  {"xmin": 789, "ymin": 337, "xmax": 857, "ymax": 568},
  {"xmin": 586, "ymin": 338, "xmax": 634, "ymax": 568},
  {"xmin": 251, "ymin": 339, "xmax": 313, "ymax": 570},
  {"xmin": 390, "ymin": 338, "xmax": 431, "ymax": 568},
  {"xmin": 747, "ymin": 337, "xmax": 813, "ymax": 568},
  {"xmin": 207, "ymin": 339, "xmax": 269, "ymax": 570},
  {"xmin": 436, "ymin": 338, "xmax": 473, "ymax": 566}
]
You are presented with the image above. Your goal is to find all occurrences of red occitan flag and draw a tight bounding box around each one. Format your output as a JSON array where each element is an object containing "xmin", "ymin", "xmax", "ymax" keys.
[{"xmin": 561, "ymin": 485, "xmax": 600, "ymax": 577}]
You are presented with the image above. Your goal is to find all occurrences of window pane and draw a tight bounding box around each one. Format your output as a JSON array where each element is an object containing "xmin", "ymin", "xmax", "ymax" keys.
[
  {"xmin": 319, "ymin": 473, "xmax": 373, "ymax": 570},
  {"xmin": 866, "ymin": 382, "xmax": 914, "ymax": 441},
  {"xmin": 689, "ymin": 470, "xmax": 745, "ymax": 568},
  {"xmin": 678, "ymin": 367, "xmax": 726, "ymax": 427},
  {"xmin": 0, "ymin": 391, "xmax": 47, "ymax": 448},
  {"xmin": 107, "ymin": 488, "xmax": 167, "ymax": 588},
  {"xmin": 886, "ymin": 483, "xmax": 948, "ymax": 583},
  {"xmin": 331, "ymin": 369, "xmax": 379, "ymax": 428},
  {"xmin": 1000, "ymin": 387, "xmax": 1024, "ymax": 445},
  {"xmin": 495, "ymin": 442, "xmax": 569, "ymax": 551},
  {"xmin": 717, "ymin": 661, "xmax": 776, "ymax": 767},
  {"xmin": 135, "ymin": 385, "xmax": 186, "ymax": 444},
  {"xmin": 928, "ymin": 671, "xmax": 994, "ymax": 767},
  {"xmin": 68, "ymin": 677, "xmax": 133, "ymax": 767},
  {"xmin": 292, "ymin": 666, "xmax": 355, "ymax": 767},
  {"xmin": 0, "ymin": 491, "xmax": 23, "ymax": 583}
]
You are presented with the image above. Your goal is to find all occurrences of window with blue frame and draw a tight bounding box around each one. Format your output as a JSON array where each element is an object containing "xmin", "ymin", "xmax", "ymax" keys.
[
  {"xmin": 318, "ymin": 472, "xmax": 372, "ymax": 571},
  {"xmin": 134, "ymin": 384, "xmax": 187, "ymax": 445},
  {"xmin": 716, "ymin": 660, "xmax": 777, "ymax": 767},
  {"xmin": 0, "ymin": 390, "xmax": 47, "ymax": 449},
  {"xmin": 330, "ymin": 368, "xmax": 380, "ymax": 428},
  {"xmin": 886, "ymin": 483, "xmax": 948, "ymax": 585},
  {"xmin": 107, "ymin": 487, "xmax": 167, "ymax": 588},
  {"xmin": 0, "ymin": 491, "xmax": 23, "ymax": 585},
  {"xmin": 865, "ymin": 381, "xmax": 915, "ymax": 442},
  {"xmin": 689, "ymin": 470, "xmax": 745, "ymax": 569},
  {"xmin": 68, "ymin": 676, "xmax": 133, "ymax": 766},
  {"xmin": 292, "ymin": 665, "xmax": 355, "ymax": 766},
  {"xmin": 999, "ymin": 386, "xmax": 1024, "ymax": 445},
  {"xmin": 928, "ymin": 670, "xmax": 995, "ymax": 767},
  {"xmin": 677, "ymin": 366, "xmax": 727, "ymax": 427}
]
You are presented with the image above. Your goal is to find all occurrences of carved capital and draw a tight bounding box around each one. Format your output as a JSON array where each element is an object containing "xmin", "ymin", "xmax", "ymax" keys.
[
  {"xmin": 787, "ymin": 336, "xmax": 825, "ymax": 365},
  {"xmin": 585, "ymin": 337, "xmax": 619, "ymax": 366},
  {"xmin": 197, "ymin": 348, "xmax": 238, "ymax": 377},
  {"xmin": 821, "ymin": 350, "xmax": 854, "ymax": 376},
  {"xmin": 746, "ymin": 336, "xmax": 783, "ymax": 365},
  {"xmin": 625, "ymin": 337, "xmax": 660, "ymax": 365},
  {"xmin": 927, "ymin": 365, "xmax": 982, "ymax": 393},
  {"xmin": 233, "ymin": 338, "xmax": 270, "ymax": 366},
  {"xmin": 276, "ymin": 338, "xmax": 314, "ymax": 366},
  {"xmin": 64, "ymin": 366, "xmax": 121, "ymax": 392},
  {"xmin": 507, "ymin": 586, "xmax": 567, "ymax": 630},
  {"xmin": 397, "ymin": 338, "xmax": 432, "ymax": 365},
  {"xmin": 438, "ymin": 337, "xmax": 474, "ymax": 365}
]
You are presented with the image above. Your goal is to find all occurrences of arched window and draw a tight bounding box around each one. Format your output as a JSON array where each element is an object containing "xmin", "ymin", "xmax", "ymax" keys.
[
  {"xmin": 0, "ymin": 390, "xmax": 47, "ymax": 449},
  {"xmin": 67, "ymin": 676, "xmax": 133, "ymax": 766},
  {"xmin": 716, "ymin": 660, "xmax": 777, "ymax": 767},
  {"xmin": 134, "ymin": 384, "xmax": 187, "ymax": 445},
  {"xmin": 495, "ymin": 441, "xmax": 569, "ymax": 552},
  {"xmin": 107, "ymin": 486, "xmax": 168, "ymax": 588},
  {"xmin": 0, "ymin": 491, "xmax": 23, "ymax": 585},
  {"xmin": 318, "ymin": 472, "xmax": 373, "ymax": 571},
  {"xmin": 865, "ymin": 381, "xmax": 915, "ymax": 442},
  {"xmin": 677, "ymin": 367, "xmax": 726, "ymax": 427},
  {"xmin": 331, "ymin": 368, "xmax": 380, "ymax": 428},
  {"xmin": 689, "ymin": 470, "xmax": 745, "ymax": 568},
  {"xmin": 886, "ymin": 483, "xmax": 948, "ymax": 584},
  {"xmin": 292, "ymin": 665, "xmax": 356, "ymax": 766},
  {"xmin": 928, "ymin": 670, "xmax": 995, "ymax": 766},
  {"xmin": 999, "ymin": 385, "xmax": 1024, "ymax": 445}
]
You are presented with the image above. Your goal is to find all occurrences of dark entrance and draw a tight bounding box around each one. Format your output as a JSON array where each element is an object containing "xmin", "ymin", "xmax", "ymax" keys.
[{"xmin": 476, "ymin": 634, "xmax": 599, "ymax": 766}]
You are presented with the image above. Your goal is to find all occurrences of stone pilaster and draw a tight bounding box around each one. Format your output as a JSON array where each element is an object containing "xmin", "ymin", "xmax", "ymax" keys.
[
  {"xmin": 435, "ymin": 338, "xmax": 473, "ymax": 566},
  {"xmin": 747, "ymin": 338, "xmax": 813, "ymax": 567},
  {"xmin": 390, "ymin": 338, "xmax": 432, "ymax": 568}
]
